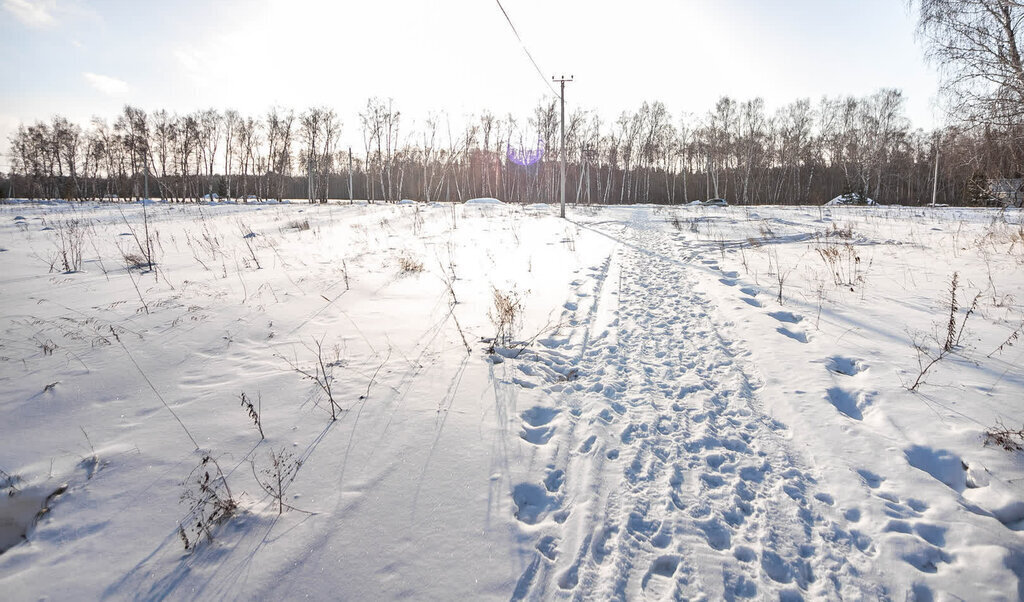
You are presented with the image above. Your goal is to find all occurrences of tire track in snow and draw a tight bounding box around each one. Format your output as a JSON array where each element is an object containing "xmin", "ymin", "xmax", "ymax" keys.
[{"xmin": 509, "ymin": 210, "xmax": 887, "ymax": 600}]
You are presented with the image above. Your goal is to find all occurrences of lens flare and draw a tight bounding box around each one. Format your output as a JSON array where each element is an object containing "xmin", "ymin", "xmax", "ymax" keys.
[{"xmin": 507, "ymin": 138, "xmax": 545, "ymax": 166}]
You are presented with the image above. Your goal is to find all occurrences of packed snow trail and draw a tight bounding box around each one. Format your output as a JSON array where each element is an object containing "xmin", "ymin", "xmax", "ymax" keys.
[{"xmin": 507, "ymin": 210, "xmax": 886, "ymax": 600}]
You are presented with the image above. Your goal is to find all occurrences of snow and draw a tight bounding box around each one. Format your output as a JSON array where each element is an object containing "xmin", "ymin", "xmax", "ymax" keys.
[
  {"xmin": 0, "ymin": 201, "xmax": 1022, "ymax": 599},
  {"xmin": 465, "ymin": 197, "xmax": 504, "ymax": 205},
  {"xmin": 826, "ymin": 193, "xmax": 878, "ymax": 206}
]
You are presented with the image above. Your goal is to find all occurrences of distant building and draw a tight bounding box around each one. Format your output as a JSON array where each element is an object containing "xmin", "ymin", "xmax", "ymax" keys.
[{"xmin": 987, "ymin": 179, "xmax": 1024, "ymax": 207}]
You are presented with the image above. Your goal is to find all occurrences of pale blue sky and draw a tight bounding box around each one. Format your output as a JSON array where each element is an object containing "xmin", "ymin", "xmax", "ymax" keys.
[{"xmin": 1, "ymin": 0, "xmax": 939, "ymax": 170}]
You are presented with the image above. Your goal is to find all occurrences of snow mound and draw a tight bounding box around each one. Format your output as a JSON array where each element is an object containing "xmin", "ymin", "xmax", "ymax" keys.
[
  {"xmin": 398, "ymin": 199, "xmax": 418, "ymax": 205},
  {"xmin": 524, "ymin": 203, "xmax": 550, "ymax": 211},
  {"xmin": 826, "ymin": 193, "xmax": 877, "ymax": 206},
  {"xmin": 465, "ymin": 197, "xmax": 504, "ymax": 206}
]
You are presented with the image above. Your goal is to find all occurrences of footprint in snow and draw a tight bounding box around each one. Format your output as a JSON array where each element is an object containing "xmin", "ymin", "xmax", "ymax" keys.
[
  {"xmin": 578, "ymin": 435, "xmax": 597, "ymax": 454},
  {"xmin": 522, "ymin": 406, "xmax": 559, "ymax": 427},
  {"xmin": 913, "ymin": 523, "xmax": 947, "ymax": 547},
  {"xmin": 544, "ymin": 469, "xmax": 565, "ymax": 493},
  {"xmin": 741, "ymin": 297, "xmax": 762, "ymax": 308},
  {"xmin": 777, "ymin": 327, "xmax": 809, "ymax": 343},
  {"xmin": 536, "ymin": 535, "xmax": 559, "ymax": 560},
  {"xmin": 856, "ymin": 468, "xmax": 884, "ymax": 489},
  {"xmin": 900, "ymin": 539, "xmax": 952, "ymax": 573},
  {"xmin": 903, "ymin": 445, "xmax": 972, "ymax": 493},
  {"xmin": 826, "ymin": 355, "xmax": 867, "ymax": 376},
  {"xmin": 511, "ymin": 483, "xmax": 556, "ymax": 525},
  {"xmin": 520, "ymin": 407, "xmax": 560, "ymax": 445},
  {"xmin": 825, "ymin": 387, "xmax": 867, "ymax": 420},
  {"xmin": 641, "ymin": 555, "xmax": 680, "ymax": 593},
  {"xmin": 733, "ymin": 545, "xmax": 756, "ymax": 562},
  {"xmin": 520, "ymin": 423, "xmax": 556, "ymax": 445},
  {"xmin": 768, "ymin": 310, "xmax": 803, "ymax": 324}
]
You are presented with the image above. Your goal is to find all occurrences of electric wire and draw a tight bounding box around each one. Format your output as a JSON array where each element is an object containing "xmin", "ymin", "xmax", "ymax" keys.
[{"xmin": 494, "ymin": 0, "xmax": 558, "ymax": 97}]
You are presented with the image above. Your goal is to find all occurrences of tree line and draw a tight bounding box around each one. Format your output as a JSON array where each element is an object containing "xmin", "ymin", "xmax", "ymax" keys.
[{"xmin": 3, "ymin": 91, "xmax": 1022, "ymax": 206}]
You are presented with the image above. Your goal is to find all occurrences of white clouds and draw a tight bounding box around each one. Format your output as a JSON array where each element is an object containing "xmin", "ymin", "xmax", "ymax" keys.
[
  {"xmin": 2, "ymin": 0, "xmax": 57, "ymax": 28},
  {"xmin": 83, "ymin": 72, "xmax": 130, "ymax": 97}
]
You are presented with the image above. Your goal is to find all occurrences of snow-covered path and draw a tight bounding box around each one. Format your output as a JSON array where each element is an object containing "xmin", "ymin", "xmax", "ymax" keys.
[{"xmin": 509, "ymin": 211, "xmax": 885, "ymax": 600}]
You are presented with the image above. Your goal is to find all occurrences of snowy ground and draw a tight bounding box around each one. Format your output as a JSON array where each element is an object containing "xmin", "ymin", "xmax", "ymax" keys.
[{"xmin": 0, "ymin": 199, "xmax": 1022, "ymax": 600}]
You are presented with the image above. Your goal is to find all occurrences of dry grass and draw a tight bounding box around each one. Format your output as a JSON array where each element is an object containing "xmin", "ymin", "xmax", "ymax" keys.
[
  {"xmin": 984, "ymin": 422, "xmax": 1024, "ymax": 451},
  {"xmin": 398, "ymin": 254, "xmax": 424, "ymax": 273},
  {"xmin": 488, "ymin": 287, "xmax": 525, "ymax": 351}
]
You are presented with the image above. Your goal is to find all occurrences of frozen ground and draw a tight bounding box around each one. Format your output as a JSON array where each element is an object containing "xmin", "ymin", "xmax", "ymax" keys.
[{"xmin": 0, "ymin": 200, "xmax": 1022, "ymax": 600}]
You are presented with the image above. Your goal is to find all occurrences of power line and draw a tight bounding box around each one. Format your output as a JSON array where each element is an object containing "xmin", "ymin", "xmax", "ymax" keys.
[{"xmin": 494, "ymin": 0, "xmax": 558, "ymax": 97}]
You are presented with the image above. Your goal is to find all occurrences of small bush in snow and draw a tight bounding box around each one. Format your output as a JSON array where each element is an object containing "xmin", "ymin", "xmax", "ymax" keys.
[
  {"xmin": 488, "ymin": 287, "xmax": 525, "ymax": 352},
  {"xmin": 815, "ymin": 243, "xmax": 863, "ymax": 289},
  {"xmin": 119, "ymin": 250, "xmax": 149, "ymax": 270},
  {"xmin": 252, "ymin": 448, "xmax": 302, "ymax": 515},
  {"xmin": 397, "ymin": 254, "xmax": 424, "ymax": 273},
  {"xmin": 823, "ymin": 222, "xmax": 856, "ymax": 239},
  {"xmin": 984, "ymin": 422, "xmax": 1024, "ymax": 451},
  {"xmin": 117, "ymin": 205, "xmax": 157, "ymax": 271},
  {"xmin": 49, "ymin": 219, "xmax": 87, "ymax": 273},
  {"xmin": 278, "ymin": 337, "xmax": 342, "ymax": 420},
  {"xmin": 179, "ymin": 454, "xmax": 237, "ymax": 551}
]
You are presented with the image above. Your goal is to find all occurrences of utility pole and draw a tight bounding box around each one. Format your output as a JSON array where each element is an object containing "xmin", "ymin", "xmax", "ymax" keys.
[
  {"xmin": 931, "ymin": 132, "xmax": 940, "ymax": 206},
  {"xmin": 553, "ymin": 75, "xmax": 573, "ymax": 218}
]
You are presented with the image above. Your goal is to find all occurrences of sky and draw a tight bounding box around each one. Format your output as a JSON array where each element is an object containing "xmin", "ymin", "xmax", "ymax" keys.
[{"xmin": 0, "ymin": 0, "xmax": 941, "ymax": 172}]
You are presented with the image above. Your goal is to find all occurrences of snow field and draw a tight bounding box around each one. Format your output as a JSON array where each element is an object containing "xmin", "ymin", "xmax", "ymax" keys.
[{"xmin": 0, "ymin": 200, "xmax": 1021, "ymax": 600}]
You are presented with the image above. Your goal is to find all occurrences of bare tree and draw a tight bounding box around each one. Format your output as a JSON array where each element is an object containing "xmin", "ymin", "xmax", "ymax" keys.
[
  {"xmin": 198, "ymin": 109, "xmax": 221, "ymax": 198},
  {"xmin": 914, "ymin": 0, "xmax": 1024, "ymax": 125},
  {"xmin": 222, "ymin": 109, "xmax": 239, "ymax": 199},
  {"xmin": 300, "ymin": 107, "xmax": 341, "ymax": 202}
]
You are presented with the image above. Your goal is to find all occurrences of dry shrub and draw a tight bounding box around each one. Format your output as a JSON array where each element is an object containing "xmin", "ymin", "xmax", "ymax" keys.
[
  {"xmin": 121, "ymin": 251, "xmax": 149, "ymax": 270},
  {"xmin": 50, "ymin": 219, "xmax": 87, "ymax": 273},
  {"xmin": 252, "ymin": 448, "xmax": 302, "ymax": 515},
  {"xmin": 488, "ymin": 287, "xmax": 525, "ymax": 351},
  {"xmin": 179, "ymin": 454, "xmax": 237, "ymax": 551},
  {"xmin": 398, "ymin": 254, "xmax": 424, "ymax": 273},
  {"xmin": 823, "ymin": 222, "xmax": 856, "ymax": 239},
  {"xmin": 815, "ymin": 243, "xmax": 863, "ymax": 288},
  {"xmin": 984, "ymin": 422, "xmax": 1024, "ymax": 451}
]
